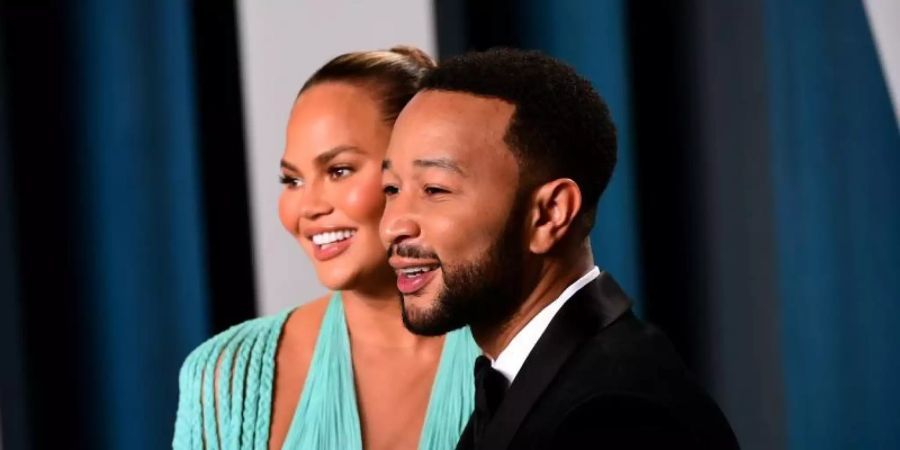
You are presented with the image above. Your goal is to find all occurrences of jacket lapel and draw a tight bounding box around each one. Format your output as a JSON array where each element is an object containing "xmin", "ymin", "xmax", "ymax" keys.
[{"xmin": 478, "ymin": 271, "xmax": 632, "ymax": 449}]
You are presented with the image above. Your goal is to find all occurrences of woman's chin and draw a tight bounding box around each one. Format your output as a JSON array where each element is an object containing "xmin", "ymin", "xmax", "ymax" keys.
[
  {"xmin": 315, "ymin": 262, "xmax": 392, "ymax": 294},
  {"xmin": 317, "ymin": 273, "xmax": 355, "ymax": 292},
  {"xmin": 313, "ymin": 262, "xmax": 364, "ymax": 290}
]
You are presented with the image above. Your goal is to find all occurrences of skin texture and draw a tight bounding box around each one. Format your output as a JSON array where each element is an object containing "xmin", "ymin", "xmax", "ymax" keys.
[
  {"xmin": 271, "ymin": 81, "xmax": 444, "ymax": 450},
  {"xmin": 381, "ymin": 90, "xmax": 593, "ymax": 359},
  {"xmin": 382, "ymin": 93, "xmax": 517, "ymax": 310}
]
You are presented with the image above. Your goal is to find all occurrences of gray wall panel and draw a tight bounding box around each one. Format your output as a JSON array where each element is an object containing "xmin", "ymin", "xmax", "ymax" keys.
[{"xmin": 236, "ymin": 1, "xmax": 437, "ymax": 315}]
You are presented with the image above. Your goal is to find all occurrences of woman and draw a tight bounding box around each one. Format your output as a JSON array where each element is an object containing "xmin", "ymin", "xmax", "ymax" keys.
[{"xmin": 173, "ymin": 47, "xmax": 479, "ymax": 450}]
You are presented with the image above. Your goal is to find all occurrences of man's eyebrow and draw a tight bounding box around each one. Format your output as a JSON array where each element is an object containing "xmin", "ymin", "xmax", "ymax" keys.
[
  {"xmin": 314, "ymin": 145, "xmax": 362, "ymax": 167},
  {"xmin": 412, "ymin": 157, "xmax": 466, "ymax": 176}
]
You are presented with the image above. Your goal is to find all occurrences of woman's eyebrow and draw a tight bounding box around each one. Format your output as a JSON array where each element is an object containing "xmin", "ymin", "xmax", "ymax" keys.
[{"xmin": 314, "ymin": 145, "xmax": 362, "ymax": 167}]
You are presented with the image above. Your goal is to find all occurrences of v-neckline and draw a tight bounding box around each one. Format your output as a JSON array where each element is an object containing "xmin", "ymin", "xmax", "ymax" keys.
[{"xmin": 272, "ymin": 292, "xmax": 463, "ymax": 450}]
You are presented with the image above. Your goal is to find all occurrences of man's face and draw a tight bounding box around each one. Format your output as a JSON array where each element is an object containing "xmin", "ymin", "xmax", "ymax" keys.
[{"xmin": 380, "ymin": 90, "xmax": 528, "ymax": 335}]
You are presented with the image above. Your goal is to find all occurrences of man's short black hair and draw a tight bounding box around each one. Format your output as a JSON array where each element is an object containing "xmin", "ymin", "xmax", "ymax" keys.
[{"xmin": 420, "ymin": 48, "xmax": 617, "ymax": 231}]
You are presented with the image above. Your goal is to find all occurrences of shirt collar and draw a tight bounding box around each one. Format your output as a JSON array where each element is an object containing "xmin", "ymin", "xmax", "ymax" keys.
[{"xmin": 490, "ymin": 266, "xmax": 601, "ymax": 385}]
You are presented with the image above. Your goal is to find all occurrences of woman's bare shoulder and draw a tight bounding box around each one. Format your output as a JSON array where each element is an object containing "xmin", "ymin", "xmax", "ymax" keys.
[
  {"xmin": 268, "ymin": 294, "xmax": 332, "ymax": 449},
  {"xmin": 278, "ymin": 293, "xmax": 331, "ymax": 360}
]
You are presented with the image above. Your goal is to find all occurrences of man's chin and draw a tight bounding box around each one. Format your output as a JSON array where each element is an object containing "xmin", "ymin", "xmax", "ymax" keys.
[{"xmin": 400, "ymin": 296, "xmax": 465, "ymax": 336}]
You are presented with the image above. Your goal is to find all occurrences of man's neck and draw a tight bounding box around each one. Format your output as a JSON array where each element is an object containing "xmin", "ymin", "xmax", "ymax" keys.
[{"xmin": 472, "ymin": 251, "xmax": 593, "ymax": 359}]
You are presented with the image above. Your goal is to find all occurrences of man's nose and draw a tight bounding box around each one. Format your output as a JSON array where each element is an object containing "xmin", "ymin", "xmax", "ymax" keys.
[{"xmin": 381, "ymin": 201, "xmax": 421, "ymax": 249}]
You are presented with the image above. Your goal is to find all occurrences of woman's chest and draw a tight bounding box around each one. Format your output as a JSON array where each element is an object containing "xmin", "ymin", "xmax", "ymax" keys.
[{"xmin": 352, "ymin": 348, "xmax": 442, "ymax": 450}]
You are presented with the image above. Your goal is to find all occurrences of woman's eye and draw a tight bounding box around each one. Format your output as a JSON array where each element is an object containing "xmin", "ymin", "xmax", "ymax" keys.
[
  {"xmin": 383, "ymin": 185, "xmax": 399, "ymax": 196},
  {"xmin": 279, "ymin": 174, "xmax": 303, "ymax": 188},
  {"xmin": 328, "ymin": 166, "xmax": 353, "ymax": 179}
]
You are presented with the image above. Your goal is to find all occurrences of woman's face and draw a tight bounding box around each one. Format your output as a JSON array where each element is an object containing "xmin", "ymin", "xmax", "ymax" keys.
[{"xmin": 278, "ymin": 81, "xmax": 391, "ymax": 291}]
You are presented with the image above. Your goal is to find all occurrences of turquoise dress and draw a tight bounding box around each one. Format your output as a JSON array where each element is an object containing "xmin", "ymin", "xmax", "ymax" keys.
[{"xmin": 173, "ymin": 291, "xmax": 480, "ymax": 450}]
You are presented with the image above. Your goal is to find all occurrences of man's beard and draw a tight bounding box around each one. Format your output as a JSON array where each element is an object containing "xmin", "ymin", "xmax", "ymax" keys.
[{"xmin": 399, "ymin": 200, "xmax": 528, "ymax": 336}]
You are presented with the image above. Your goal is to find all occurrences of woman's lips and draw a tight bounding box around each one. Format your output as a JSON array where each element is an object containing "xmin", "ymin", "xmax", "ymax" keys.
[{"xmin": 311, "ymin": 234, "xmax": 354, "ymax": 261}]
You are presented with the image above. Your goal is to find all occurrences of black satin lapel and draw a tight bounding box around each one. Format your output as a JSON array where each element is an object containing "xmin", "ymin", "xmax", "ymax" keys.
[{"xmin": 478, "ymin": 272, "xmax": 632, "ymax": 449}]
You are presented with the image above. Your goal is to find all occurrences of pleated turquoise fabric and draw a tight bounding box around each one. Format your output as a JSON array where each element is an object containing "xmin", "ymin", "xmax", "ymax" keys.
[{"xmin": 173, "ymin": 291, "xmax": 480, "ymax": 449}]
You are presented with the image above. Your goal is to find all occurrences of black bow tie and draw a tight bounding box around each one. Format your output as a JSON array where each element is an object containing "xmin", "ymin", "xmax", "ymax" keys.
[{"xmin": 473, "ymin": 355, "xmax": 509, "ymax": 445}]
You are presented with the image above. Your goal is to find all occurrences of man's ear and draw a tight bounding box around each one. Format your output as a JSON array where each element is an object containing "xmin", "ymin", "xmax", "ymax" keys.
[{"xmin": 527, "ymin": 178, "xmax": 582, "ymax": 254}]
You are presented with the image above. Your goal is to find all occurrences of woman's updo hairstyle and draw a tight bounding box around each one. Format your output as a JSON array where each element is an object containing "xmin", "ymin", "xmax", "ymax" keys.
[{"xmin": 299, "ymin": 45, "xmax": 436, "ymax": 123}]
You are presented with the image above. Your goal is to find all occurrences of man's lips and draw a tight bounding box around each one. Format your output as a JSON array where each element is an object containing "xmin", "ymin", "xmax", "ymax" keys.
[
  {"xmin": 396, "ymin": 268, "xmax": 440, "ymax": 295},
  {"xmin": 390, "ymin": 257, "xmax": 441, "ymax": 295}
]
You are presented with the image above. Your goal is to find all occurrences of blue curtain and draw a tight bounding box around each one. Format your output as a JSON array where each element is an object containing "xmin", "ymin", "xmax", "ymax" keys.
[
  {"xmin": 518, "ymin": 0, "xmax": 643, "ymax": 308},
  {"xmin": 765, "ymin": 1, "xmax": 900, "ymax": 448},
  {"xmin": 73, "ymin": 1, "xmax": 210, "ymax": 448}
]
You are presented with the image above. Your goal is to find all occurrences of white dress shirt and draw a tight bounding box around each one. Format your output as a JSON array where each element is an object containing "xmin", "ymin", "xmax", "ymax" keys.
[{"xmin": 491, "ymin": 266, "xmax": 601, "ymax": 385}]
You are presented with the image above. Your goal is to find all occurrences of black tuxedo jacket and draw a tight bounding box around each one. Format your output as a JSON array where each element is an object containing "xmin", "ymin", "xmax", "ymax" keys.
[{"xmin": 456, "ymin": 272, "xmax": 739, "ymax": 450}]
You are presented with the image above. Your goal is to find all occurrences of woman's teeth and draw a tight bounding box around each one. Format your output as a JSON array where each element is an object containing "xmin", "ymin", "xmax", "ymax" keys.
[{"xmin": 312, "ymin": 229, "xmax": 355, "ymax": 246}]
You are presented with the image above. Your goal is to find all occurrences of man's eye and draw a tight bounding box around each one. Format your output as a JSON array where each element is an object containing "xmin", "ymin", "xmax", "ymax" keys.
[
  {"xmin": 328, "ymin": 166, "xmax": 353, "ymax": 179},
  {"xmin": 279, "ymin": 174, "xmax": 303, "ymax": 188},
  {"xmin": 383, "ymin": 185, "xmax": 399, "ymax": 196},
  {"xmin": 424, "ymin": 186, "xmax": 450, "ymax": 195}
]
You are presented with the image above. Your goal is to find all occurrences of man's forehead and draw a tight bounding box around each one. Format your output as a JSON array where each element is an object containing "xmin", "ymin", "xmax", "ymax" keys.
[
  {"xmin": 384, "ymin": 144, "xmax": 519, "ymax": 185},
  {"xmin": 384, "ymin": 91, "xmax": 519, "ymax": 183},
  {"xmin": 406, "ymin": 89, "xmax": 515, "ymax": 119},
  {"xmin": 389, "ymin": 91, "xmax": 513, "ymax": 156}
]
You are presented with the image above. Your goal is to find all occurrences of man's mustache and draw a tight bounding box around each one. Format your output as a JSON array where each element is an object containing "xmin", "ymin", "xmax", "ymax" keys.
[{"xmin": 388, "ymin": 244, "xmax": 440, "ymax": 261}]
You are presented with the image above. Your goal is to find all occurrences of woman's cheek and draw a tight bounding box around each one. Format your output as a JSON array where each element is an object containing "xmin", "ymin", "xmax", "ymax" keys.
[
  {"xmin": 342, "ymin": 175, "xmax": 387, "ymax": 223},
  {"xmin": 278, "ymin": 191, "xmax": 299, "ymax": 235}
]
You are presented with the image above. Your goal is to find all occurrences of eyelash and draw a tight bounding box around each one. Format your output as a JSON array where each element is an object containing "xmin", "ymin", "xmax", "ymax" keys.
[
  {"xmin": 382, "ymin": 185, "xmax": 451, "ymax": 197},
  {"xmin": 279, "ymin": 174, "xmax": 303, "ymax": 188},
  {"xmin": 328, "ymin": 166, "xmax": 353, "ymax": 179},
  {"xmin": 424, "ymin": 186, "xmax": 450, "ymax": 196},
  {"xmin": 279, "ymin": 165, "xmax": 353, "ymax": 188}
]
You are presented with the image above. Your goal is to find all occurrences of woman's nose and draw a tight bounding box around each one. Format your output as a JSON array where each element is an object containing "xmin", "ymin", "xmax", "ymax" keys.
[{"xmin": 298, "ymin": 182, "xmax": 333, "ymax": 220}]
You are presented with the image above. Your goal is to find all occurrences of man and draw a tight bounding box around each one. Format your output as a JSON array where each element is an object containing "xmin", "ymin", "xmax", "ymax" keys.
[{"xmin": 380, "ymin": 49, "xmax": 738, "ymax": 449}]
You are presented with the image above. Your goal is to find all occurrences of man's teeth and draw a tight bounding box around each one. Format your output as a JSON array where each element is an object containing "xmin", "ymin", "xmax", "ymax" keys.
[
  {"xmin": 312, "ymin": 229, "xmax": 355, "ymax": 246},
  {"xmin": 400, "ymin": 266, "xmax": 436, "ymax": 276}
]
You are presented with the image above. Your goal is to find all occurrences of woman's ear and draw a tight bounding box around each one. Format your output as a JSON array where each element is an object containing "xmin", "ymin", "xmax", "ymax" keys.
[{"xmin": 527, "ymin": 178, "xmax": 582, "ymax": 254}]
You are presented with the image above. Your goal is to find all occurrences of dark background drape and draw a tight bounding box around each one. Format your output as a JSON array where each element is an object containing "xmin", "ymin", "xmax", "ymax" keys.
[
  {"xmin": 439, "ymin": 1, "xmax": 899, "ymax": 449},
  {"xmin": 2, "ymin": 1, "xmax": 898, "ymax": 449},
  {"xmin": 0, "ymin": 1, "xmax": 254, "ymax": 448},
  {"xmin": 765, "ymin": 1, "xmax": 900, "ymax": 448}
]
